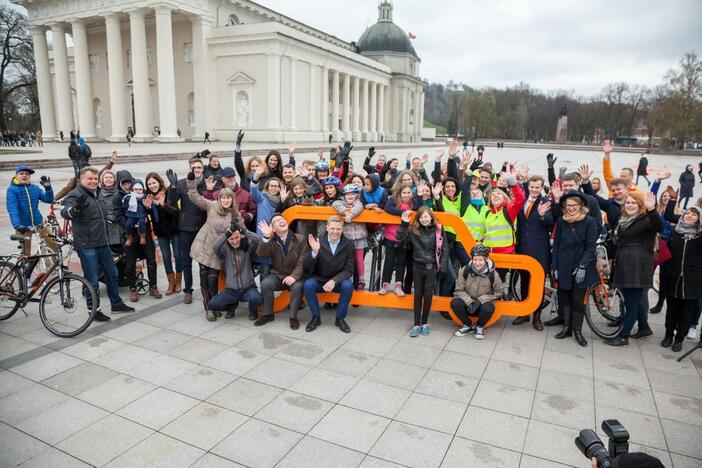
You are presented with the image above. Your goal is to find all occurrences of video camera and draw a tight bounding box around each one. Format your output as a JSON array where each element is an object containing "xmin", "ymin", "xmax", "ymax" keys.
[{"xmin": 575, "ymin": 419, "xmax": 629, "ymax": 468}]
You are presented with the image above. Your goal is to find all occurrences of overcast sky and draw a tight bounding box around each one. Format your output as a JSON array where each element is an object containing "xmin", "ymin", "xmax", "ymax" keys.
[{"xmin": 262, "ymin": 0, "xmax": 702, "ymax": 97}]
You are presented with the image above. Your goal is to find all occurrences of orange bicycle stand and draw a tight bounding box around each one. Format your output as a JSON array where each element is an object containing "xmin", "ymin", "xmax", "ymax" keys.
[{"xmin": 267, "ymin": 206, "xmax": 544, "ymax": 328}]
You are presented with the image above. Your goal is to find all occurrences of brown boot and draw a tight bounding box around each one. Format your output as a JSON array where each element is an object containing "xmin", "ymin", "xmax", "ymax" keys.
[
  {"xmin": 124, "ymin": 235, "xmax": 133, "ymax": 247},
  {"xmin": 150, "ymin": 287, "xmax": 162, "ymax": 299},
  {"xmin": 139, "ymin": 234, "xmax": 147, "ymax": 245},
  {"xmin": 512, "ymin": 315, "xmax": 530, "ymax": 325},
  {"xmin": 174, "ymin": 272, "xmax": 182, "ymax": 293},
  {"xmin": 165, "ymin": 273, "xmax": 176, "ymax": 295},
  {"xmin": 532, "ymin": 310, "xmax": 544, "ymax": 331}
]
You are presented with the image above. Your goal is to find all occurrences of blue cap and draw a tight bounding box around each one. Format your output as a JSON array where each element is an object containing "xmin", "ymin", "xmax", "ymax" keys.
[
  {"xmin": 15, "ymin": 165, "xmax": 35, "ymax": 174},
  {"xmin": 222, "ymin": 167, "xmax": 237, "ymax": 178}
]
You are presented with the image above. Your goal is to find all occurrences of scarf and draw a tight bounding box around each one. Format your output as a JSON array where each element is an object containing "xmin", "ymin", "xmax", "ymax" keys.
[
  {"xmin": 562, "ymin": 209, "xmax": 586, "ymax": 224},
  {"xmin": 262, "ymin": 191, "xmax": 281, "ymax": 210},
  {"xmin": 471, "ymin": 198, "xmax": 485, "ymax": 208},
  {"xmin": 613, "ymin": 213, "xmax": 640, "ymax": 245},
  {"xmin": 127, "ymin": 192, "xmax": 143, "ymax": 213},
  {"xmin": 464, "ymin": 258, "xmax": 494, "ymax": 279},
  {"xmin": 675, "ymin": 207, "xmax": 702, "ymax": 239}
]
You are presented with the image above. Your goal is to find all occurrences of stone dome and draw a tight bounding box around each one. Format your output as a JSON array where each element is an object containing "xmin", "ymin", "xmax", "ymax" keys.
[{"xmin": 357, "ymin": 1, "xmax": 418, "ymax": 58}]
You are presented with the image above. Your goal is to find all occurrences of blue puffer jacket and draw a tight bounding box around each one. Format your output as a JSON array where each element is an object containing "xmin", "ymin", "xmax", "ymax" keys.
[{"xmin": 6, "ymin": 178, "xmax": 53, "ymax": 228}]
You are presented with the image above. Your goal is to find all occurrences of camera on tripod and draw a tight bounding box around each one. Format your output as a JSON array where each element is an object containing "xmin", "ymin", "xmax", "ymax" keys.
[{"xmin": 575, "ymin": 419, "xmax": 629, "ymax": 468}]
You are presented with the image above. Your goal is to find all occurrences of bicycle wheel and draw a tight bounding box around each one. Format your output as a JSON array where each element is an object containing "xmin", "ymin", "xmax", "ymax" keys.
[
  {"xmin": 585, "ymin": 283, "xmax": 625, "ymax": 340},
  {"xmin": 39, "ymin": 273, "xmax": 97, "ymax": 337},
  {"xmin": 0, "ymin": 259, "xmax": 23, "ymax": 320},
  {"xmin": 652, "ymin": 265, "xmax": 660, "ymax": 294},
  {"xmin": 509, "ymin": 270, "xmax": 523, "ymax": 301}
]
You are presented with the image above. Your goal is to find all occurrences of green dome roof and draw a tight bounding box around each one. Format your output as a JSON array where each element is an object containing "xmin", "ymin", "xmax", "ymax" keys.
[{"xmin": 357, "ymin": 22, "xmax": 417, "ymax": 58}]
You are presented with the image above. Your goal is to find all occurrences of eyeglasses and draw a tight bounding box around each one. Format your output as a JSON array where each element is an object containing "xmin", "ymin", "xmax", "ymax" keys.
[{"xmin": 564, "ymin": 203, "xmax": 580, "ymax": 208}]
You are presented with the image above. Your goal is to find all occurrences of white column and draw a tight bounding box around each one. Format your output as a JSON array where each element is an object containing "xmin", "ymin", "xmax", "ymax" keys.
[
  {"xmin": 351, "ymin": 76, "xmax": 360, "ymax": 141},
  {"xmin": 369, "ymin": 82, "xmax": 378, "ymax": 141},
  {"xmin": 289, "ymin": 58, "xmax": 297, "ymax": 130},
  {"xmin": 414, "ymin": 88, "xmax": 421, "ymax": 137},
  {"xmin": 192, "ymin": 16, "xmax": 211, "ymax": 140},
  {"xmin": 331, "ymin": 70, "xmax": 340, "ymax": 139},
  {"xmin": 361, "ymin": 78, "xmax": 370, "ymax": 141},
  {"xmin": 104, "ymin": 14, "xmax": 127, "ymax": 142},
  {"xmin": 155, "ymin": 5, "xmax": 180, "ymax": 141},
  {"xmin": 31, "ymin": 27, "xmax": 57, "ymax": 140},
  {"xmin": 128, "ymin": 9, "xmax": 153, "ymax": 142},
  {"xmin": 341, "ymin": 73, "xmax": 351, "ymax": 140},
  {"xmin": 308, "ymin": 62, "xmax": 317, "ymax": 131},
  {"xmin": 321, "ymin": 66, "xmax": 329, "ymax": 135},
  {"xmin": 50, "ymin": 24, "xmax": 74, "ymax": 137},
  {"xmin": 418, "ymin": 91, "xmax": 425, "ymax": 140},
  {"xmin": 378, "ymin": 85, "xmax": 385, "ymax": 141},
  {"xmin": 401, "ymin": 87, "xmax": 409, "ymax": 141},
  {"xmin": 71, "ymin": 20, "xmax": 96, "ymax": 140},
  {"xmin": 266, "ymin": 53, "xmax": 281, "ymax": 129}
]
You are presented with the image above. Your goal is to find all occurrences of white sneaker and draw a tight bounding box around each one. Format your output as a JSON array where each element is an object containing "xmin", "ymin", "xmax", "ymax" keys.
[
  {"xmin": 687, "ymin": 327, "xmax": 698, "ymax": 340},
  {"xmin": 454, "ymin": 325, "xmax": 474, "ymax": 337},
  {"xmin": 474, "ymin": 327, "xmax": 485, "ymax": 340}
]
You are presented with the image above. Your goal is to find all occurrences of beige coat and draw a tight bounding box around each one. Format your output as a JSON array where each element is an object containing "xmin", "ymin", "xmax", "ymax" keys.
[
  {"xmin": 454, "ymin": 264, "xmax": 503, "ymax": 306},
  {"xmin": 188, "ymin": 182, "xmax": 237, "ymax": 270}
]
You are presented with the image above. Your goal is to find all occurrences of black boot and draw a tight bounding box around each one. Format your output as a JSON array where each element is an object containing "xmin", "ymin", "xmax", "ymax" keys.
[
  {"xmin": 660, "ymin": 335, "xmax": 673, "ymax": 348},
  {"xmin": 572, "ymin": 311, "xmax": 587, "ymax": 347},
  {"xmin": 554, "ymin": 307, "xmax": 572, "ymax": 339}
]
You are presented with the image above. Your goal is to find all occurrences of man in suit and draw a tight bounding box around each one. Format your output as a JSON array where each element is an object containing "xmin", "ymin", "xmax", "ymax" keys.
[
  {"xmin": 303, "ymin": 215, "xmax": 355, "ymax": 333},
  {"xmin": 513, "ymin": 175, "xmax": 554, "ymax": 330}
]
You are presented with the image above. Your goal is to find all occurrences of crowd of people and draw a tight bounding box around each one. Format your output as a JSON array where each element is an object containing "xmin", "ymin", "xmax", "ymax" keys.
[
  {"xmin": 5, "ymin": 134, "xmax": 702, "ymax": 350},
  {"xmin": 0, "ymin": 130, "xmax": 43, "ymax": 147}
]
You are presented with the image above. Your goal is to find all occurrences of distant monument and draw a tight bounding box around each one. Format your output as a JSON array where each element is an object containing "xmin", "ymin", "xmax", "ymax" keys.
[{"xmin": 555, "ymin": 105, "xmax": 568, "ymax": 143}]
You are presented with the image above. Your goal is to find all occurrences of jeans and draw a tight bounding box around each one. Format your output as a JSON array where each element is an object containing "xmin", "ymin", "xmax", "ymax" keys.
[
  {"xmin": 413, "ymin": 267, "xmax": 436, "ymax": 326},
  {"xmin": 208, "ymin": 286, "xmax": 262, "ymax": 314},
  {"xmin": 124, "ymin": 217, "xmax": 147, "ymax": 235},
  {"xmin": 453, "ymin": 241, "xmax": 470, "ymax": 267},
  {"xmin": 157, "ymin": 234, "xmax": 182, "ymax": 275},
  {"xmin": 77, "ymin": 246, "xmax": 124, "ymax": 309},
  {"xmin": 304, "ymin": 278, "xmax": 354, "ymax": 320},
  {"xmin": 261, "ymin": 275, "xmax": 304, "ymax": 317},
  {"xmin": 179, "ymin": 230, "xmax": 197, "ymax": 293},
  {"xmin": 620, "ymin": 287, "xmax": 647, "ymax": 337},
  {"xmin": 450, "ymin": 297, "xmax": 495, "ymax": 328}
]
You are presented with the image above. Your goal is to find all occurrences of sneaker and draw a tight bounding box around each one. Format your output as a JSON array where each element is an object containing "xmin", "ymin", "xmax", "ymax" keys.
[
  {"xmin": 409, "ymin": 325, "xmax": 421, "ymax": 337},
  {"xmin": 393, "ymin": 283, "xmax": 405, "ymax": 297},
  {"xmin": 421, "ymin": 325, "xmax": 430, "ymax": 336},
  {"xmin": 111, "ymin": 303, "xmax": 135, "ymax": 313},
  {"xmin": 93, "ymin": 311, "xmax": 111, "ymax": 322},
  {"xmin": 474, "ymin": 327, "xmax": 485, "ymax": 340},
  {"xmin": 687, "ymin": 327, "xmax": 698, "ymax": 340},
  {"xmin": 378, "ymin": 283, "xmax": 390, "ymax": 295},
  {"xmin": 454, "ymin": 324, "xmax": 474, "ymax": 336},
  {"xmin": 206, "ymin": 309, "xmax": 216, "ymax": 322}
]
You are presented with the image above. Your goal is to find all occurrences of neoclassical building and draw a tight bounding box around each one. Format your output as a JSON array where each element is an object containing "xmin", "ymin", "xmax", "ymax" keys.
[{"xmin": 20, "ymin": 0, "xmax": 426, "ymax": 143}]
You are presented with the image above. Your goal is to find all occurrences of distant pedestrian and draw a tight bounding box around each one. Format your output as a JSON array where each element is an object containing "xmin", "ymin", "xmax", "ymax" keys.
[
  {"xmin": 203, "ymin": 131, "xmax": 211, "ymax": 144},
  {"xmin": 59, "ymin": 130, "xmax": 64, "ymax": 142},
  {"xmin": 636, "ymin": 155, "xmax": 650, "ymax": 186}
]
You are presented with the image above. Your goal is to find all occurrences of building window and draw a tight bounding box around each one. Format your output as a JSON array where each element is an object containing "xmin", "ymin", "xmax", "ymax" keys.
[
  {"xmin": 89, "ymin": 54, "xmax": 100, "ymax": 72},
  {"xmin": 183, "ymin": 42, "xmax": 192, "ymax": 63},
  {"xmin": 227, "ymin": 14, "xmax": 240, "ymax": 26}
]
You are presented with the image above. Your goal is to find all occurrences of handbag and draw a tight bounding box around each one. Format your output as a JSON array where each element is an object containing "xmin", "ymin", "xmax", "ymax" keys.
[{"xmin": 653, "ymin": 235, "xmax": 672, "ymax": 266}]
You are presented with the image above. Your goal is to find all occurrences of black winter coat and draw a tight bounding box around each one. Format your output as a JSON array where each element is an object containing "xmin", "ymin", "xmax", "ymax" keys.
[
  {"xmin": 516, "ymin": 194, "xmax": 554, "ymax": 270},
  {"xmin": 552, "ymin": 215, "xmax": 599, "ymax": 290},
  {"xmin": 174, "ymin": 178, "xmax": 207, "ymax": 232},
  {"xmin": 611, "ymin": 210, "xmax": 663, "ymax": 289},
  {"xmin": 61, "ymin": 185, "xmax": 110, "ymax": 250},
  {"xmin": 151, "ymin": 187, "xmax": 180, "ymax": 238},
  {"xmin": 637, "ymin": 157, "xmax": 648, "ymax": 176},
  {"xmin": 303, "ymin": 234, "xmax": 354, "ymax": 284},
  {"xmin": 679, "ymin": 170, "xmax": 695, "ymax": 198},
  {"xmin": 660, "ymin": 230, "xmax": 702, "ymax": 299},
  {"xmin": 397, "ymin": 222, "xmax": 450, "ymax": 273}
]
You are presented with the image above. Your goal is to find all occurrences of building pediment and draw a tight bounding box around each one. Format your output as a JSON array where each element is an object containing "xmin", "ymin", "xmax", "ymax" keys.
[{"xmin": 227, "ymin": 72, "xmax": 255, "ymax": 86}]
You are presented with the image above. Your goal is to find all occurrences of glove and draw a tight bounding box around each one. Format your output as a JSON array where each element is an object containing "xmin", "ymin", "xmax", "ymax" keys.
[
  {"xmin": 236, "ymin": 129, "xmax": 245, "ymax": 146},
  {"xmin": 75, "ymin": 193, "xmax": 88, "ymax": 211},
  {"xmin": 39, "ymin": 176, "xmax": 51, "ymax": 188},
  {"xmin": 165, "ymin": 169, "xmax": 178, "ymax": 187},
  {"xmin": 469, "ymin": 158, "xmax": 482, "ymax": 171},
  {"xmin": 546, "ymin": 153, "xmax": 557, "ymax": 169},
  {"xmin": 187, "ymin": 170, "xmax": 195, "ymax": 181},
  {"xmin": 341, "ymin": 141, "xmax": 353, "ymax": 159},
  {"xmin": 574, "ymin": 266, "xmax": 586, "ymax": 284},
  {"xmin": 505, "ymin": 174, "xmax": 517, "ymax": 186},
  {"xmin": 551, "ymin": 270, "xmax": 558, "ymax": 281},
  {"xmin": 558, "ymin": 167, "xmax": 567, "ymax": 179},
  {"xmin": 368, "ymin": 146, "xmax": 376, "ymax": 158}
]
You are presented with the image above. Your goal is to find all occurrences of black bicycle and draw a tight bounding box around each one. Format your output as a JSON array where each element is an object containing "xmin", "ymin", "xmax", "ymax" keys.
[{"xmin": 0, "ymin": 227, "xmax": 98, "ymax": 337}]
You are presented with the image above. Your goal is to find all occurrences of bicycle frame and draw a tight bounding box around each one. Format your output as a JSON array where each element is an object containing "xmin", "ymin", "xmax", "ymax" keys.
[{"xmin": 271, "ymin": 206, "xmax": 546, "ymax": 327}]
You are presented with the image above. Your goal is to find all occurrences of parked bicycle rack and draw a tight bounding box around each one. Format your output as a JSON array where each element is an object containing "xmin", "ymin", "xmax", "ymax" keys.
[{"xmin": 268, "ymin": 206, "xmax": 545, "ymax": 327}]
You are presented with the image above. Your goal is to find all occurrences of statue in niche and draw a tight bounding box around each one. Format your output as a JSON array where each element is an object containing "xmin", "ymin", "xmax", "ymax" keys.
[
  {"xmin": 183, "ymin": 42, "xmax": 192, "ymax": 63},
  {"xmin": 95, "ymin": 101, "xmax": 104, "ymax": 129},
  {"xmin": 237, "ymin": 93, "xmax": 249, "ymax": 127}
]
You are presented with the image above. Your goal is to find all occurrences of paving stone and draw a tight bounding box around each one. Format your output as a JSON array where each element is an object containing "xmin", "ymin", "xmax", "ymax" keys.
[
  {"xmin": 457, "ymin": 406, "xmax": 528, "ymax": 452},
  {"xmin": 168, "ymin": 337, "xmax": 230, "ymax": 364},
  {"xmin": 202, "ymin": 346, "xmax": 269, "ymax": 376},
  {"xmin": 131, "ymin": 329, "xmax": 193, "ymax": 354},
  {"xmin": 199, "ymin": 324, "xmax": 258, "ymax": 346},
  {"xmin": 0, "ymin": 421, "xmax": 50, "ymax": 467},
  {"xmin": 414, "ymin": 369, "xmax": 478, "ymax": 404},
  {"xmin": 10, "ymin": 351, "xmax": 83, "ymax": 381},
  {"xmin": 517, "ymin": 454, "xmax": 570, "ymax": 468},
  {"xmin": 471, "ymin": 380, "xmax": 535, "ymax": 418},
  {"xmin": 541, "ymin": 349, "xmax": 594, "ymax": 378},
  {"xmin": 0, "ymin": 370, "xmax": 33, "ymax": 398},
  {"xmin": 384, "ymin": 341, "xmax": 442, "ymax": 368},
  {"xmin": 244, "ymin": 356, "xmax": 312, "ymax": 389},
  {"xmin": 163, "ymin": 365, "xmax": 236, "ymax": 400},
  {"xmin": 318, "ymin": 349, "xmax": 380, "ymax": 377},
  {"xmin": 100, "ymin": 321, "xmax": 161, "ymax": 343},
  {"xmin": 207, "ymin": 378, "xmax": 283, "ymax": 416},
  {"xmin": 125, "ymin": 353, "xmax": 195, "ymax": 386},
  {"xmin": 91, "ymin": 344, "xmax": 158, "ymax": 373},
  {"xmin": 594, "ymin": 380, "xmax": 657, "ymax": 416},
  {"xmin": 0, "ymin": 333, "xmax": 38, "ymax": 361},
  {"xmin": 277, "ymin": 436, "xmax": 365, "ymax": 468},
  {"xmin": 370, "ymin": 421, "xmax": 452, "ymax": 468},
  {"xmin": 117, "ymin": 387, "xmax": 199, "ymax": 429},
  {"xmin": 444, "ymin": 332, "xmax": 497, "ymax": 358},
  {"xmin": 442, "ymin": 436, "xmax": 521, "ymax": 467},
  {"xmin": 0, "ymin": 382, "xmax": 68, "ymax": 425},
  {"xmin": 275, "ymin": 340, "xmax": 336, "ymax": 366},
  {"xmin": 365, "ymin": 358, "xmax": 427, "ymax": 391},
  {"xmin": 76, "ymin": 373, "xmax": 156, "ymax": 412},
  {"xmin": 395, "ymin": 392, "xmax": 466, "ymax": 434},
  {"xmin": 256, "ymin": 390, "xmax": 333, "ymax": 433},
  {"xmin": 592, "ymin": 357, "xmax": 650, "ymax": 389},
  {"xmin": 652, "ymin": 391, "xmax": 702, "ymax": 427},
  {"xmin": 431, "ymin": 350, "xmax": 488, "ymax": 379},
  {"xmin": 341, "ymin": 332, "xmax": 399, "ymax": 357},
  {"xmin": 523, "ymin": 420, "xmax": 583, "ymax": 467},
  {"xmin": 310, "ymin": 405, "xmax": 391, "ymax": 453},
  {"xmin": 289, "ymin": 367, "xmax": 359, "ymax": 403},
  {"xmin": 190, "ymin": 453, "xmax": 246, "ymax": 468},
  {"xmin": 161, "ymin": 402, "xmax": 248, "ymax": 451},
  {"xmin": 212, "ymin": 418, "xmax": 302, "ymax": 467},
  {"xmin": 670, "ymin": 453, "xmax": 702, "ymax": 468},
  {"xmin": 236, "ymin": 331, "xmax": 294, "ymax": 356},
  {"xmin": 41, "ymin": 361, "xmax": 118, "ymax": 396},
  {"xmin": 491, "ymin": 341, "xmax": 543, "ymax": 368},
  {"xmin": 104, "ymin": 433, "xmax": 205, "ymax": 468},
  {"xmin": 661, "ymin": 418, "xmax": 702, "ymax": 459},
  {"xmin": 358, "ymin": 456, "xmax": 405, "ymax": 468},
  {"xmin": 596, "ymin": 403, "xmax": 667, "ymax": 451},
  {"xmin": 137, "ymin": 310, "xmax": 192, "ymax": 328},
  {"xmin": 167, "ymin": 315, "xmax": 221, "ymax": 336},
  {"xmin": 56, "ymin": 414, "xmax": 153, "ymax": 467},
  {"xmin": 340, "ymin": 379, "xmax": 411, "ymax": 418},
  {"xmin": 61, "ymin": 336, "xmax": 125, "ymax": 360},
  {"xmin": 646, "ymin": 367, "xmax": 702, "ymax": 400},
  {"xmin": 532, "ymin": 391, "xmax": 596, "ymax": 430},
  {"xmin": 18, "ymin": 397, "xmax": 108, "ymax": 445},
  {"xmin": 483, "ymin": 359, "xmax": 540, "ymax": 390},
  {"xmin": 17, "ymin": 446, "xmax": 91, "ymax": 467},
  {"xmin": 537, "ymin": 368, "xmax": 594, "ymax": 401}
]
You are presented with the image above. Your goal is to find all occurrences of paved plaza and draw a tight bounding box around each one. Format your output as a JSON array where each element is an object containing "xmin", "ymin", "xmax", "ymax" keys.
[{"xmin": 0, "ymin": 145, "xmax": 701, "ymax": 467}]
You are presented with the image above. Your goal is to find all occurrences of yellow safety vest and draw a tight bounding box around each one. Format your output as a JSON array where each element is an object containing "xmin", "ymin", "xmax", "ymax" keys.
[
  {"xmin": 441, "ymin": 195, "xmax": 461, "ymax": 235},
  {"xmin": 461, "ymin": 204, "xmax": 488, "ymax": 242},
  {"xmin": 483, "ymin": 208, "xmax": 515, "ymax": 248}
]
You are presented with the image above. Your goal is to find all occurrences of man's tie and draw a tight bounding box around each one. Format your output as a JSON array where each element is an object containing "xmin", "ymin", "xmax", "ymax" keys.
[{"xmin": 525, "ymin": 198, "xmax": 534, "ymax": 218}]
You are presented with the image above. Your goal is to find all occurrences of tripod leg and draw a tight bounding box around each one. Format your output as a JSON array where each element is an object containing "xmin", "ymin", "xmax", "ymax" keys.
[{"xmin": 676, "ymin": 341, "xmax": 702, "ymax": 362}]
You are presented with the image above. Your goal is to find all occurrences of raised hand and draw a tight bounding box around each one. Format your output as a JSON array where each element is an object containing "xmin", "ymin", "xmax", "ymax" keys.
[
  {"xmin": 578, "ymin": 164, "xmax": 592, "ymax": 181},
  {"xmin": 254, "ymin": 164, "xmax": 265, "ymax": 179},
  {"xmin": 448, "ymin": 140, "xmax": 458, "ymax": 157},
  {"xmin": 644, "ymin": 192, "xmax": 656, "ymax": 211},
  {"xmin": 537, "ymin": 200, "xmax": 552, "ymax": 216},
  {"xmin": 308, "ymin": 234, "xmax": 320, "ymax": 253},
  {"xmin": 143, "ymin": 194, "xmax": 154, "ymax": 208},
  {"xmin": 417, "ymin": 179, "xmax": 428, "ymax": 193},
  {"xmin": 546, "ymin": 153, "xmax": 557, "ymax": 169},
  {"xmin": 279, "ymin": 185, "xmax": 289, "ymax": 201},
  {"xmin": 400, "ymin": 210, "xmax": 412, "ymax": 223},
  {"xmin": 518, "ymin": 165, "xmax": 529, "ymax": 181},
  {"xmin": 39, "ymin": 175, "xmax": 51, "ymax": 188},
  {"xmin": 432, "ymin": 182, "xmax": 443, "ymax": 199},
  {"xmin": 420, "ymin": 153, "xmax": 429, "ymax": 164},
  {"xmin": 111, "ymin": 150, "xmax": 117, "ymax": 163},
  {"xmin": 288, "ymin": 143, "xmax": 296, "ymax": 155},
  {"xmin": 435, "ymin": 150, "xmax": 444, "ymax": 161},
  {"xmin": 558, "ymin": 167, "xmax": 568, "ymax": 179},
  {"xmin": 236, "ymin": 129, "xmax": 245, "ymax": 146},
  {"xmin": 602, "ymin": 139, "xmax": 612, "ymax": 154},
  {"xmin": 656, "ymin": 170, "xmax": 671, "ymax": 180},
  {"xmin": 205, "ymin": 176, "xmax": 216, "ymax": 191},
  {"xmin": 551, "ymin": 183, "xmax": 564, "ymax": 201},
  {"xmin": 368, "ymin": 146, "xmax": 376, "ymax": 158},
  {"xmin": 461, "ymin": 151, "xmax": 472, "ymax": 168},
  {"xmin": 166, "ymin": 169, "xmax": 178, "ymax": 186},
  {"xmin": 258, "ymin": 220, "xmax": 273, "ymax": 238},
  {"xmin": 341, "ymin": 141, "xmax": 353, "ymax": 158},
  {"xmin": 187, "ymin": 170, "xmax": 195, "ymax": 181}
]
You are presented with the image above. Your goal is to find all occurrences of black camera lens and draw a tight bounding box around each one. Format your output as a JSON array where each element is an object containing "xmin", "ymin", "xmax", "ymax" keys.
[{"xmin": 575, "ymin": 429, "xmax": 613, "ymax": 468}]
